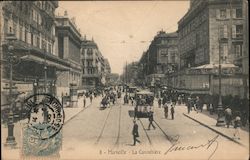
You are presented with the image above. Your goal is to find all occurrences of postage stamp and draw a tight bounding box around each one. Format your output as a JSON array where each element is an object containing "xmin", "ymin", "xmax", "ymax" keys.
[{"xmin": 20, "ymin": 94, "xmax": 64, "ymax": 157}]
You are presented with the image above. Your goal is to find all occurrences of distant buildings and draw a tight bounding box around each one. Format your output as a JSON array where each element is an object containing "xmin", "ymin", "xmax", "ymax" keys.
[
  {"xmin": 81, "ymin": 36, "xmax": 110, "ymax": 89},
  {"xmin": 138, "ymin": 30, "xmax": 179, "ymax": 87}
]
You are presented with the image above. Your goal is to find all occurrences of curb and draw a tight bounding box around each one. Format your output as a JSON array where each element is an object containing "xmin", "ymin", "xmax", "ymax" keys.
[
  {"xmin": 183, "ymin": 113, "xmax": 246, "ymax": 148},
  {"xmin": 64, "ymin": 102, "xmax": 92, "ymax": 125}
]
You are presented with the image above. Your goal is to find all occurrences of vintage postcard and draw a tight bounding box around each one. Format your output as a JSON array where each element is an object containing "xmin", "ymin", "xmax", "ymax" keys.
[{"xmin": 1, "ymin": 0, "xmax": 249, "ymax": 160}]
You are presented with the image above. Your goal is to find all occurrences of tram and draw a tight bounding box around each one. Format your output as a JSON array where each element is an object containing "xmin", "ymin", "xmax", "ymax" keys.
[{"xmin": 135, "ymin": 90, "xmax": 154, "ymax": 118}]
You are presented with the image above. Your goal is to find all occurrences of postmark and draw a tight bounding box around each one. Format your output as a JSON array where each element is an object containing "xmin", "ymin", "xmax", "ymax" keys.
[
  {"xmin": 21, "ymin": 93, "xmax": 64, "ymax": 157},
  {"xmin": 22, "ymin": 93, "xmax": 65, "ymax": 140}
]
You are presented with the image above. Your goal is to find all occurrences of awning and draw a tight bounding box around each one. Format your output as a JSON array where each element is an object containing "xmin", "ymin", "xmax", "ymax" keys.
[
  {"xmin": 192, "ymin": 63, "xmax": 239, "ymax": 69},
  {"xmin": 20, "ymin": 55, "xmax": 69, "ymax": 71}
]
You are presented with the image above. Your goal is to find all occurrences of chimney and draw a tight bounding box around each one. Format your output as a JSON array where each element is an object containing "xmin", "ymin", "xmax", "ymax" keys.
[{"xmin": 64, "ymin": 10, "xmax": 68, "ymax": 16}]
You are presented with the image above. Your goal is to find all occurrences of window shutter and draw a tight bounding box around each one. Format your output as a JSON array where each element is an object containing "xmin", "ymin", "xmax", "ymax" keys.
[
  {"xmin": 27, "ymin": 31, "xmax": 31, "ymax": 44},
  {"xmin": 224, "ymin": 44, "xmax": 228, "ymax": 57},
  {"xmin": 226, "ymin": 9, "xmax": 230, "ymax": 19},
  {"xmin": 232, "ymin": 9, "xmax": 236, "ymax": 18},
  {"xmin": 232, "ymin": 25, "xmax": 236, "ymax": 38},
  {"xmin": 216, "ymin": 9, "xmax": 220, "ymax": 19},
  {"xmin": 224, "ymin": 25, "xmax": 228, "ymax": 38}
]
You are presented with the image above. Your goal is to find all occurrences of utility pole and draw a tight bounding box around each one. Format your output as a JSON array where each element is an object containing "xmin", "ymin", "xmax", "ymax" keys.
[
  {"xmin": 125, "ymin": 61, "xmax": 128, "ymax": 96},
  {"xmin": 242, "ymin": 0, "xmax": 249, "ymax": 99},
  {"xmin": 5, "ymin": 33, "xmax": 17, "ymax": 148},
  {"xmin": 44, "ymin": 48, "xmax": 47, "ymax": 93}
]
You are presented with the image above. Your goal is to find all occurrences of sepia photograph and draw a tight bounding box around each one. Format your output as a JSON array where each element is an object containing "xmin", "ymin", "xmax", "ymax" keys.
[{"xmin": 0, "ymin": 0, "xmax": 249, "ymax": 160}]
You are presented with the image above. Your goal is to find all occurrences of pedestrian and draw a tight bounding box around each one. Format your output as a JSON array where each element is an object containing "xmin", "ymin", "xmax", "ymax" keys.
[
  {"xmin": 124, "ymin": 94, "xmax": 127, "ymax": 104},
  {"xmin": 196, "ymin": 96, "xmax": 203, "ymax": 112},
  {"xmin": 134, "ymin": 105, "xmax": 138, "ymax": 119},
  {"xmin": 209, "ymin": 103, "xmax": 213, "ymax": 115},
  {"xmin": 241, "ymin": 111, "xmax": 247, "ymax": 127},
  {"xmin": 233, "ymin": 115, "xmax": 241, "ymax": 139},
  {"xmin": 132, "ymin": 120, "xmax": 141, "ymax": 146},
  {"xmin": 148, "ymin": 111, "xmax": 156, "ymax": 130},
  {"xmin": 90, "ymin": 95, "xmax": 93, "ymax": 103},
  {"xmin": 187, "ymin": 97, "xmax": 192, "ymax": 114},
  {"xmin": 170, "ymin": 105, "xmax": 175, "ymax": 120},
  {"xmin": 158, "ymin": 98, "xmax": 162, "ymax": 108},
  {"xmin": 225, "ymin": 107, "xmax": 232, "ymax": 128},
  {"xmin": 83, "ymin": 94, "xmax": 86, "ymax": 108},
  {"xmin": 163, "ymin": 103, "xmax": 168, "ymax": 118},
  {"xmin": 131, "ymin": 97, "xmax": 134, "ymax": 106}
]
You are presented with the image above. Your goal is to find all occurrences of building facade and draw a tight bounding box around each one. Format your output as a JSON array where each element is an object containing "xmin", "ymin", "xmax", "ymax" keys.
[
  {"xmin": 81, "ymin": 37, "xmax": 107, "ymax": 89},
  {"xmin": 138, "ymin": 30, "xmax": 179, "ymax": 87},
  {"xmin": 174, "ymin": 0, "xmax": 247, "ymax": 97},
  {"xmin": 55, "ymin": 12, "xmax": 82, "ymax": 101},
  {"xmin": 0, "ymin": 1, "xmax": 65, "ymax": 106}
]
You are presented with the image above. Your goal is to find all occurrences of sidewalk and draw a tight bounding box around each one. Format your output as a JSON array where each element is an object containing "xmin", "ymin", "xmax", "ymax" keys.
[
  {"xmin": 1, "ymin": 96, "xmax": 99, "ymax": 159},
  {"xmin": 179, "ymin": 105, "xmax": 249, "ymax": 148},
  {"xmin": 64, "ymin": 96, "xmax": 91, "ymax": 123}
]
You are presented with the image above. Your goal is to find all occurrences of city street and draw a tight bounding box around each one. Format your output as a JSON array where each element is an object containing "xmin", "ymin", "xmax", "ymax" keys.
[{"xmin": 60, "ymin": 94, "xmax": 249, "ymax": 160}]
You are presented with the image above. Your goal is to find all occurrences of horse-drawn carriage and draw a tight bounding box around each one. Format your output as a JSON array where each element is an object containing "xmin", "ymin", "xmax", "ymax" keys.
[{"xmin": 100, "ymin": 92, "xmax": 117, "ymax": 110}]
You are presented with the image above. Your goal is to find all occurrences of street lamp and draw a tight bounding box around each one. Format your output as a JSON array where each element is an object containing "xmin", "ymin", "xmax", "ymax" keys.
[
  {"xmin": 43, "ymin": 48, "xmax": 47, "ymax": 93},
  {"xmin": 4, "ymin": 33, "xmax": 17, "ymax": 148},
  {"xmin": 216, "ymin": 45, "xmax": 225, "ymax": 126}
]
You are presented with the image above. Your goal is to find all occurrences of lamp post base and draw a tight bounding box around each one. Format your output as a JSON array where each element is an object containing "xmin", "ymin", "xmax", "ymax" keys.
[
  {"xmin": 216, "ymin": 117, "xmax": 225, "ymax": 126},
  {"xmin": 4, "ymin": 137, "xmax": 17, "ymax": 148},
  {"xmin": 216, "ymin": 105, "xmax": 225, "ymax": 127},
  {"xmin": 4, "ymin": 123, "xmax": 17, "ymax": 148}
]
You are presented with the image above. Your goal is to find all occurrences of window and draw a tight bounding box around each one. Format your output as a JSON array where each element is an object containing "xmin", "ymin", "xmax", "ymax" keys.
[
  {"xmin": 37, "ymin": 33, "xmax": 40, "ymax": 48},
  {"xmin": 220, "ymin": 43, "xmax": 228, "ymax": 58},
  {"xmin": 19, "ymin": 25, "xmax": 23, "ymax": 41},
  {"xmin": 220, "ymin": 9, "xmax": 227, "ymax": 19},
  {"xmin": 30, "ymin": 28, "xmax": 34, "ymax": 45},
  {"xmin": 87, "ymin": 48, "xmax": 93, "ymax": 55},
  {"xmin": 48, "ymin": 43, "xmax": 52, "ymax": 54},
  {"xmin": 232, "ymin": 25, "xmax": 243, "ymax": 38},
  {"xmin": 217, "ymin": 9, "xmax": 230, "ymax": 19},
  {"xmin": 171, "ymin": 52, "xmax": 175, "ymax": 63},
  {"xmin": 219, "ymin": 25, "xmax": 228, "ymax": 38},
  {"xmin": 42, "ymin": 39, "xmax": 46, "ymax": 50},
  {"xmin": 232, "ymin": 8, "xmax": 243, "ymax": 18},
  {"xmin": 234, "ymin": 44, "xmax": 242, "ymax": 57},
  {"xmin": 4, "ymin": 19, "xmax": 8, "ymax": 36},
  {"xmin": 25, "ymin": 27, "xmax": 28, "ymax": 43},
  {"xmin": 13, "ymin": 21, "xmax": 17, "ymax": 36}
]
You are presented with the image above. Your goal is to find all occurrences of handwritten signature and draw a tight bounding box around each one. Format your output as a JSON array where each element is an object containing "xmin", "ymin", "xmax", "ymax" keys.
[{"xmin": 165, "ymin": 135, "xmax": 219, "ymax": 160}]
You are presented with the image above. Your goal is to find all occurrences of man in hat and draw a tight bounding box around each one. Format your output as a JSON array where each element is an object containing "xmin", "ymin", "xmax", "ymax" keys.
[
  {"xmin": 132, "ymin": 120, "xmax": 140, "ymax": 146},
  {"xmin": 225, "ymin": 107, "xmax": 232, "ymax": 128},
  {"xmin": 148, "ymin": 111, "xmax": 156, "ymax": 130}
]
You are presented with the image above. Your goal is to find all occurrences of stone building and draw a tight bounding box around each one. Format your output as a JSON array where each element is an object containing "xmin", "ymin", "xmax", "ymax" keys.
[
  {"xmin": 55, "ymin": 12, "xmax": 82, "ymax": 101},
  {"xmin": 174, "ymin": 0, "xmax": 247, "ymax": 97},
  {"xmin": 0, "ymin": 1, "xmax": 65, "ymax": 106},
  {"xmin": 81, "ymin": 37, "xmax": 107, "ymax": 89},
  {"xmin": 138, "ymin": 30, "xmax": 179, "ymax": 87}
]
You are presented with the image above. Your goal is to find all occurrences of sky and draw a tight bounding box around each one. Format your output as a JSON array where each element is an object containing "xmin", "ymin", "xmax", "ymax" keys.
[{"xmin": 56, "ymin": 1, "xmax": 190, "ymax": 74}]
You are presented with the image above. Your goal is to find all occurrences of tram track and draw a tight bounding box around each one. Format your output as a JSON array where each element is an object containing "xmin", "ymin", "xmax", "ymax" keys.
[
  {"xmin": 95, "ymin": 97, "xmax": 123, "ymax": 146},
  {"xmin": 138, "ymin": 118, "xmax": 152, "ymax": 146},
  {"xmin": 153, "ymin": 120, "xmax": 177, "ymax": 144},
  {"xmin": 138, "ymin": 117, "xmax": 176, "ymax": 146},
  {"xmin": 114, "ymin": 104, "xmax": 122, "ymax": 147},
  {"xmin": 94, "ymin": 104, "xmax": 114, "ymax": 145}
]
